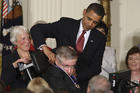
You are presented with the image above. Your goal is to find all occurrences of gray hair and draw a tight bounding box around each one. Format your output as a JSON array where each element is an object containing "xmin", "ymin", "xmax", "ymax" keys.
[
  {"xmin": 56, "ymin": 46, "xmax": 78, "ymax": 64},
  {"xmin": 10, "ymin": 26, "xmax": 29, "ymax": 45},
  {"xmin": 88, "ymin": 75, "xmax": 111, "ymax": 93}
]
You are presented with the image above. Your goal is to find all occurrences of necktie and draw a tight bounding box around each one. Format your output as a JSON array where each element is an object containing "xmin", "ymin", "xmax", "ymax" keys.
[{"xmin": 76, "ymin": 30, "xmax": 86, "ymax": 53}]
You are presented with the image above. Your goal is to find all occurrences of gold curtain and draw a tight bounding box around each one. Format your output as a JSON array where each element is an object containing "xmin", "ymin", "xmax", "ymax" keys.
[{"xmin": 99, "ymin": 0, "xmax": 112, "ymax": 46}]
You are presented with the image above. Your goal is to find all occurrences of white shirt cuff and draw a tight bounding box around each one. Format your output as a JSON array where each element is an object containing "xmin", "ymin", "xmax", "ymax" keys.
[{"xmin": 38, "ymin": 44, "xmax": 47, "ymax": 50}]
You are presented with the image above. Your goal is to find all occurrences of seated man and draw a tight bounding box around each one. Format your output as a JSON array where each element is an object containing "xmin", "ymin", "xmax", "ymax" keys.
[
  {"xmin": 43, "ymin": 46, "xmax": 80, "ymax": 93},
  {"xmin": 87, "ymin": 75, "xmax": 112, "ymax": 93}
]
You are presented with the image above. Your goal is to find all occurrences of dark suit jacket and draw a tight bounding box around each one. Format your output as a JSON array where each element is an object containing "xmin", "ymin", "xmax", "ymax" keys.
[
  {"xmin": 31, "ymin": 17, "xmax": 107, "ymax": 92},
  {"xmin": 43, "ymin": 65, "xmax": 80, "ymax": 93},
  {"xmin": 1, "ymin": 50, "xmax": 28, "ymax": 90},
  {"xmin": 109, "ymin": 70, "xmax": 132, "ymax": 93}
]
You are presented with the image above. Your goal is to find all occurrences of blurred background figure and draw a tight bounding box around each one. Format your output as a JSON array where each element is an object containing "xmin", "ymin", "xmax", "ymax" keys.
[
  {"xmin": 96, "ymin": 21, "xmax": 108, "ymax": 36},
  {"xmin": 96, "ymin": 22, "xmax": 117, "ymax": 79},
  {"xmin": 27, "ymin": 77, "xmax": 54, "ymax": 93},
  {"xmin": 87, "ymin": 75, "xmax": 112, "ymax": 93},
  {"xmin": 100, "ymin": 46, "xmax": 117, "ymax": 78}
]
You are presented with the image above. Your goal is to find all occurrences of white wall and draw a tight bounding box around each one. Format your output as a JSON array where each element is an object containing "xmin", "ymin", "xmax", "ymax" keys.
[
  {"xmin": 24, "ymin": 0, "xmax": 99, "ymax": 29},
  {"xmin": 111, "ymin": 0, "xmax": 140, "ymax": 70},
  {"xmin": 61, "ymin": 0, "xmax": 99, "ymax": 19},
  {"xmin": 22, "ymin": 0, "xmax": 140, "ymax": 70}
]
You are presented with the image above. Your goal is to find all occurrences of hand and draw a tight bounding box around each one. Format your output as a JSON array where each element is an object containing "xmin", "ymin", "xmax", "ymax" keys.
[
  {"xmin": 42, "ymin": 46, "xmax": 55, "ymax": 64},
  {"xmin": 12, "ymin": 58, "xmax": 30, "ymax": 68},
  {"xmin": 68, "ymin": 46, "xmax": 74, "ymax": 50}
]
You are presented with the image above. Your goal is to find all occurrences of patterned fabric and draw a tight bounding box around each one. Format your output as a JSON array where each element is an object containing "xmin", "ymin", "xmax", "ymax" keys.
[
  {"xmin": 0, "ymin": 0, "xmax": 23, "ymax": 56},
  {"xmin": 2, "ymin": 0, "xmax": 8, "ymax": 18},
  {"xmin": 129, "ymin": 80, "xmax": 140, "ymax": 93}
]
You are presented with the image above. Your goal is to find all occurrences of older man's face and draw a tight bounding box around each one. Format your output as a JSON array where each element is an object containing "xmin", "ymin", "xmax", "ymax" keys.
[{"xmin": 58, "ymin": 58, "xmax": 77, "ymax": 76}]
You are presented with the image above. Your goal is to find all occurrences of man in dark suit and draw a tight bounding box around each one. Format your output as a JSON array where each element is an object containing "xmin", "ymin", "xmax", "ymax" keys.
[
  {"xmin": 43, "ymin": 46, "xmax": 80, "ymax": 93},
  {"xmin": 30, "ymin": 3, "xmax": 108, "ymax": 93}
]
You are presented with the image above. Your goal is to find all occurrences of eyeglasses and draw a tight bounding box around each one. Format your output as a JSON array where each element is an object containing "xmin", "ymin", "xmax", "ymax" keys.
[
  {"xmin": 128, "ymin": 57, "xmax": 140, "ymax": 61},
  {"xmin": 61, "ymin": 63, "xmax": 75, "ymax": 69}
]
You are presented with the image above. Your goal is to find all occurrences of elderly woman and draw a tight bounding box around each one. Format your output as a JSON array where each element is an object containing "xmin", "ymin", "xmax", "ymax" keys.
[
  {"xmin": 110, "ymin": 46, "xmax": 140, "ymax": 93},
  {"xmin": 1, "ymin": 26, "xmax": 33, "ymax": 90}
]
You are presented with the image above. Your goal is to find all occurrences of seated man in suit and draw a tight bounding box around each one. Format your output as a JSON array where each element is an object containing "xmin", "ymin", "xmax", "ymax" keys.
[
  {"xmin": 87, "ymin": 75, "xmax": 112, "ymax": 93},
  {"xmin": 43, "ymin": 46, "xmax": 80, "ymax": 93}
]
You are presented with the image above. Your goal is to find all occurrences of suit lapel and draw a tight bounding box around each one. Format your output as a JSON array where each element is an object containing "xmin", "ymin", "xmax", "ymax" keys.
[
  {"xmin": 83, "ymin": 28, "xmax": 96, "ymax": 52},
  {"xmin": 56, "ymin": 65, "xmax": 77, "ymax": 87},
  {"xmin": 13, "ymin": 50, "xmax": 20, "ymax": 60}
]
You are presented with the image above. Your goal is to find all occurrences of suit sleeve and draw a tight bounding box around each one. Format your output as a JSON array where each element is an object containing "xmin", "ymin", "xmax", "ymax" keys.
[
  {"xmin": 30, "ymin": 18, "xmax": 65, "ymax": 49},
  {"xmin": 44, "ymin": 68, "xmax": 69, "ymax": 92},
  {"xmin": 48, "ymin": 74, "xmax": 68, "ymax": 91},
  {"xmin": 1, "ymin": 55, "xmax": 18, "ymax": 86}
]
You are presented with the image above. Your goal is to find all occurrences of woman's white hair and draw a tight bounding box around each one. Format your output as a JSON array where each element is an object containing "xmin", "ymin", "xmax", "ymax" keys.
[{"xmin": 10, "ymin": 25, "xmax": 29, "ymax": 45}]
